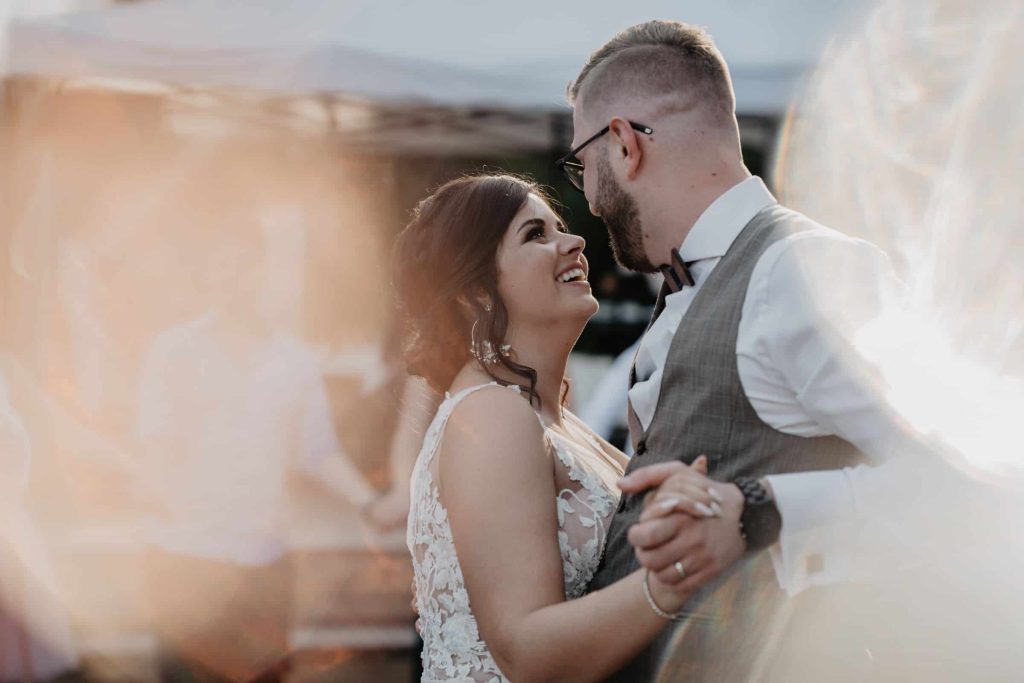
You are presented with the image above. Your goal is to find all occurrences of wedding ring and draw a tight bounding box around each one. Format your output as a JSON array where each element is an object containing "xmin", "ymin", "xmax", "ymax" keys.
[{"xmin": 673, "ymin": 560, "xmax": 687, "ymax": 579}]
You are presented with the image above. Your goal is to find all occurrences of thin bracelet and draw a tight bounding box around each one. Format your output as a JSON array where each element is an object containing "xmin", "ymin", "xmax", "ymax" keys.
[{"xmin": 642, "ymin": 569, "xmax": 685, "ymax": 621}]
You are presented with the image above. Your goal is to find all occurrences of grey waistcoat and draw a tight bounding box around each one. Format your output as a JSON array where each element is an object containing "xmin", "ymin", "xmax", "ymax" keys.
[{"xmin": 589, "ymin": 205, "xmax": 865, "ymax": 682}]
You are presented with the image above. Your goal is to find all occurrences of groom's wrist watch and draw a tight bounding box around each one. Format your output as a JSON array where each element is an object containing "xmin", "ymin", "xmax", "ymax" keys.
[{"xmin": 733, "ymin": 477, "xmax": 782, "ymax": 552}]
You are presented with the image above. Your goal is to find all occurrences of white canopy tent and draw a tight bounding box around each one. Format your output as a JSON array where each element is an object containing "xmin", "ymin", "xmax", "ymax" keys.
[{"xmin": 4, "ymin": 0, "xmax": 867, "ymax": 116}]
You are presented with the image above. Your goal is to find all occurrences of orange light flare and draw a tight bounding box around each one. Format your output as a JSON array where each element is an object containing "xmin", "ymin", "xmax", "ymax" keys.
[{"xmin": 1, "ymin": 70, "xmax": 405, "ymax": 676}]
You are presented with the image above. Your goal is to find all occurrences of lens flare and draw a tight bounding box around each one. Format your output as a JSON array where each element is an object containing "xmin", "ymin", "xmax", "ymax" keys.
[
  {"xmin": 2, "ymin": 3, "xmax": 411, "ymax": 678},
  {"xmin": 775, "ymin": 0, "xmax": 1024, "ymax": 482},
  {"xmin": 750, "ymin": 1, "xmax": 1024, "ymax": 679}
]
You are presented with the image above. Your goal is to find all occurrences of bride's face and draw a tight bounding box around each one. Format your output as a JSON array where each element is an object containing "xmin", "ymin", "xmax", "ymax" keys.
[{"xmin": 494, "ymin": 193, "xmax": 599, "ymax": 331}]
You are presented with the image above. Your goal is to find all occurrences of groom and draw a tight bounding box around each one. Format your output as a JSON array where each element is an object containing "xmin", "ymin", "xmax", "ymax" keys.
[{"xmin": 566, "ymin": 20, "xmax": 913, "ymax": 682}]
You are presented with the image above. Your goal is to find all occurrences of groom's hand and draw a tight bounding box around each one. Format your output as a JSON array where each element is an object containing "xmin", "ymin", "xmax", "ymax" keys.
[{"xmin": 621, "ymin": 462, "xmax": 746, "ymax": 592}]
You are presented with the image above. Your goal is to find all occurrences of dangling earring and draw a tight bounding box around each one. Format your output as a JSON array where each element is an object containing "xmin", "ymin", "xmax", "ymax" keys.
[{"xmin": 469, "ymin": 317, "xmax": 511, "ymax": 365}]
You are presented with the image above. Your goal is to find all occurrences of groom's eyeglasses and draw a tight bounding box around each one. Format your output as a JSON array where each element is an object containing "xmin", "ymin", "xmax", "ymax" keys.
[{"xmin": 556, "ymin": 121, "xmax": 653, "ymax": 193}]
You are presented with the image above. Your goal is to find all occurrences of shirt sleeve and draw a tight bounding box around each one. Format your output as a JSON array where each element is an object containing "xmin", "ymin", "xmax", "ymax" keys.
[
  {"xmin": 295, "ymin": 364, "xmax": 342, "ymax": 472},
  {"xmin": 743, "ymin": 229, "xmax": 917, "ymax": 594}
]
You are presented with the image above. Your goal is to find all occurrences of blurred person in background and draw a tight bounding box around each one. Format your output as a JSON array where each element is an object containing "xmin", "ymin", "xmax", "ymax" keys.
[
  {"xmin": 318, "ymin": 316, "xmax": 443, "ymax": 531},
  {"xmin": 363, "ymin": 374, "xmax": 440, "ymax": 530},
  {"xmin": 134, "ymin": 225, "xmax": 377, "ymax": 683}
]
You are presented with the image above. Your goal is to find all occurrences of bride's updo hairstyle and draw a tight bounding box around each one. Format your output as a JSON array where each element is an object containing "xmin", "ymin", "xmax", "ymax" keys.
[{"xmin": 393, "ymin": 173, "xmax": 554, "ymax": 408}]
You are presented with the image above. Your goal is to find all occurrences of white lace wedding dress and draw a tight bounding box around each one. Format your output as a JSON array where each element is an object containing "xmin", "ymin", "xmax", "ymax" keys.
[{"xmin": 407, "ymin": 383, "xmax": 623, "ymax": 683}]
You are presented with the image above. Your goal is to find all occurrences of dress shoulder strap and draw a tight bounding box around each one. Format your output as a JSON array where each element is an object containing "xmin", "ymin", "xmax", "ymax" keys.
[
  {"xmin": 422, "ymin": 382, "xmax": 540, "ymax": 466},
  {"xmin": 443, "ymin": 381, "xmax": 528, "ymax": 413}
]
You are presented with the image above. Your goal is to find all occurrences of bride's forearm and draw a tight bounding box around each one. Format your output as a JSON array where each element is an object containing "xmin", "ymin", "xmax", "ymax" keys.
[
  {"xmin": 491, "ymin": 569, "xmax": 689, "ymax": 683},
  {"xmin": 438, "ymin": 393, "xmax": 691, "ymax": 682}
]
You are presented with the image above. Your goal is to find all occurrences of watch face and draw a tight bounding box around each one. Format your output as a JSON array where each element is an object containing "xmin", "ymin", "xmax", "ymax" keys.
[
  {"xmin": 736, "ymin": 477, "xmax": 781, "ymax": 551},
  {"xmin": 740, "ymin": 497, "xmax": 782, "ymax": 551}
]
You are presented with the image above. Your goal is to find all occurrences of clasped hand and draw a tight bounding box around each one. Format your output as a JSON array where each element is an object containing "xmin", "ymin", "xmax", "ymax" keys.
[{"xmin": 618, "ymin": 456, "xmax": 746, "ymax": 593}]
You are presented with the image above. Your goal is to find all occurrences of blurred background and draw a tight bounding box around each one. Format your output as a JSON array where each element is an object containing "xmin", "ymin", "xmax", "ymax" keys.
[{"xmin": 2, "ymin": 0, "xmax": 1021, "ymax": 681}]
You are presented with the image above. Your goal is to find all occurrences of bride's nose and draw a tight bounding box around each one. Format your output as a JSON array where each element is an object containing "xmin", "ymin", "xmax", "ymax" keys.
[{"xmin": 559, "ymin": 232, "xmax": 586, "ymax": 255}]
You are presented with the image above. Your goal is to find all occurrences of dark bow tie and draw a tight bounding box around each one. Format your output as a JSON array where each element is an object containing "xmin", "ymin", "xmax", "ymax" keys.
[{"xmin": 659, "ymin": 248, "xmax": 696, "ymax": 293}]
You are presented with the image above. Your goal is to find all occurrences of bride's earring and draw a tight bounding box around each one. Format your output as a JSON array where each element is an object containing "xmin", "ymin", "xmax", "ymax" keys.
[{"xmin": 469, "ymin": 312, "xmax": 511, "ymax": 365}]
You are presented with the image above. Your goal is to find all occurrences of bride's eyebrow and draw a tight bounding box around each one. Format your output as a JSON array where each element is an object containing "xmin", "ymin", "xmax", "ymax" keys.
[{"xmin": 517, "ymin": 218, "xmax": 545, "ymax": 235}]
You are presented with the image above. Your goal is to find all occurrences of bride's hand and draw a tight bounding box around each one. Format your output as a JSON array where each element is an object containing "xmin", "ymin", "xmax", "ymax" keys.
[{"xmin": 618, "ymin": 456, "xmax": 723, "ymax": 521}]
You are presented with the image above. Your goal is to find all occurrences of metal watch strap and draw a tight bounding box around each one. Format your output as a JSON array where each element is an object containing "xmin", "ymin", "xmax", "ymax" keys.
[{"xmin": 734, "ymin": 476, "xmax": 782, "ymax": 551}]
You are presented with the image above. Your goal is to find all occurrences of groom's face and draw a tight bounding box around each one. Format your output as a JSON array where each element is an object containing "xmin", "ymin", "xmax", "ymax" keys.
[
  {"xmin": 572, "ymin": 102, "xmax": 657, "ymax": 274},
  {"xmin": 591, "ymin": 143, "xmax": 657, "ymax": 274}
]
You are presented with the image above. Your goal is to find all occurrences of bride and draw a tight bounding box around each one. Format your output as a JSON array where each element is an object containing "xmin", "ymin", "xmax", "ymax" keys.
[{"xmin": 394, "ymin": 173, "xmax": 714, "ymax": 682}]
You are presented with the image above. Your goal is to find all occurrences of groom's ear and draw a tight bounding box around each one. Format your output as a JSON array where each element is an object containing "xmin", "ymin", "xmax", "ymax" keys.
[{"xmin": 608, "ymin": 117, "xmax": 644, "ymax": 181}]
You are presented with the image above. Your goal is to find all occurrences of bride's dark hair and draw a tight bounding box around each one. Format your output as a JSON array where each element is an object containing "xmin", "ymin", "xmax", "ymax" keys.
[{"xmin": 392, "ymin": 173, "xmax": 557, "ymax": 408}]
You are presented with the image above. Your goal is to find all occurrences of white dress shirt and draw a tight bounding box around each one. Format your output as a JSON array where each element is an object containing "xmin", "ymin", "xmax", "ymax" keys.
[
  {"xmin": 136, "ymin": 313, "xmax": 342, "ymax": 565},
  {"xmin": 629, "ymin": 176, "xmax": 911, "ymax": 594}
]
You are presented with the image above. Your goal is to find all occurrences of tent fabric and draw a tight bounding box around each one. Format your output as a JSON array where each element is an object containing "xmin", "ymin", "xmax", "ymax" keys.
[
  {"xmin": 3, "ymin": 0, "xmax": 867, "ymax": 114},
  {"xmin": 6, "ymin": 18, "xmax": 540, "ymax": 108}
]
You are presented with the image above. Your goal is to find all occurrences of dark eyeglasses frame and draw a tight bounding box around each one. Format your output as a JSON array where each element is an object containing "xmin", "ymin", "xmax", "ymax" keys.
[{"xmin": 556, "ymin": 121, "xmax": 653, "ymax": 192}]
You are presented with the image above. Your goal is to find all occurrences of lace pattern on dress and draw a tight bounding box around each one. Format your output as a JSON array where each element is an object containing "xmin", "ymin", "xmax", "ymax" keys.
[
  {"xmin": 407, "ymin": 383, "xmax": 619, "ymax": 682},
  {"xmin": 550, "ymin": 436, "xmax": 618, "ymax": 599}
]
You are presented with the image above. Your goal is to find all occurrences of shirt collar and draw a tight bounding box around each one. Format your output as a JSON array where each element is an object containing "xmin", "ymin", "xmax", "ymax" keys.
[{"xmin": 678, "ymin": 176, "xmax": 776, "ymax": 262}]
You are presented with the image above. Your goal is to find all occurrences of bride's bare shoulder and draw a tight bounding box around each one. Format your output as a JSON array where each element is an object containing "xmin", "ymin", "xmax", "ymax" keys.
[
  {"xmin": 435, "ymin": 383, "xmax": 552, "ymax": 503},
  {"xmin": 446, "ymin": 383, "xmax": 543, "ymax": 440}
]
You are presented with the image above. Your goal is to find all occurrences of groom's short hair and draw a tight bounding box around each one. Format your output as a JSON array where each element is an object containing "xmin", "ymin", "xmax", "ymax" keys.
[{"xmin": 568, "ymin": 20, "xmax": 735, "ymax": 120}]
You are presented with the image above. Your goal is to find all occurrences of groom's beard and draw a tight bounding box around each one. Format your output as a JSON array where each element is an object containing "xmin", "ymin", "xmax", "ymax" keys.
[{"xmin": 595, "ymin": 155, "xmax": 656, "ymax": 273}]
